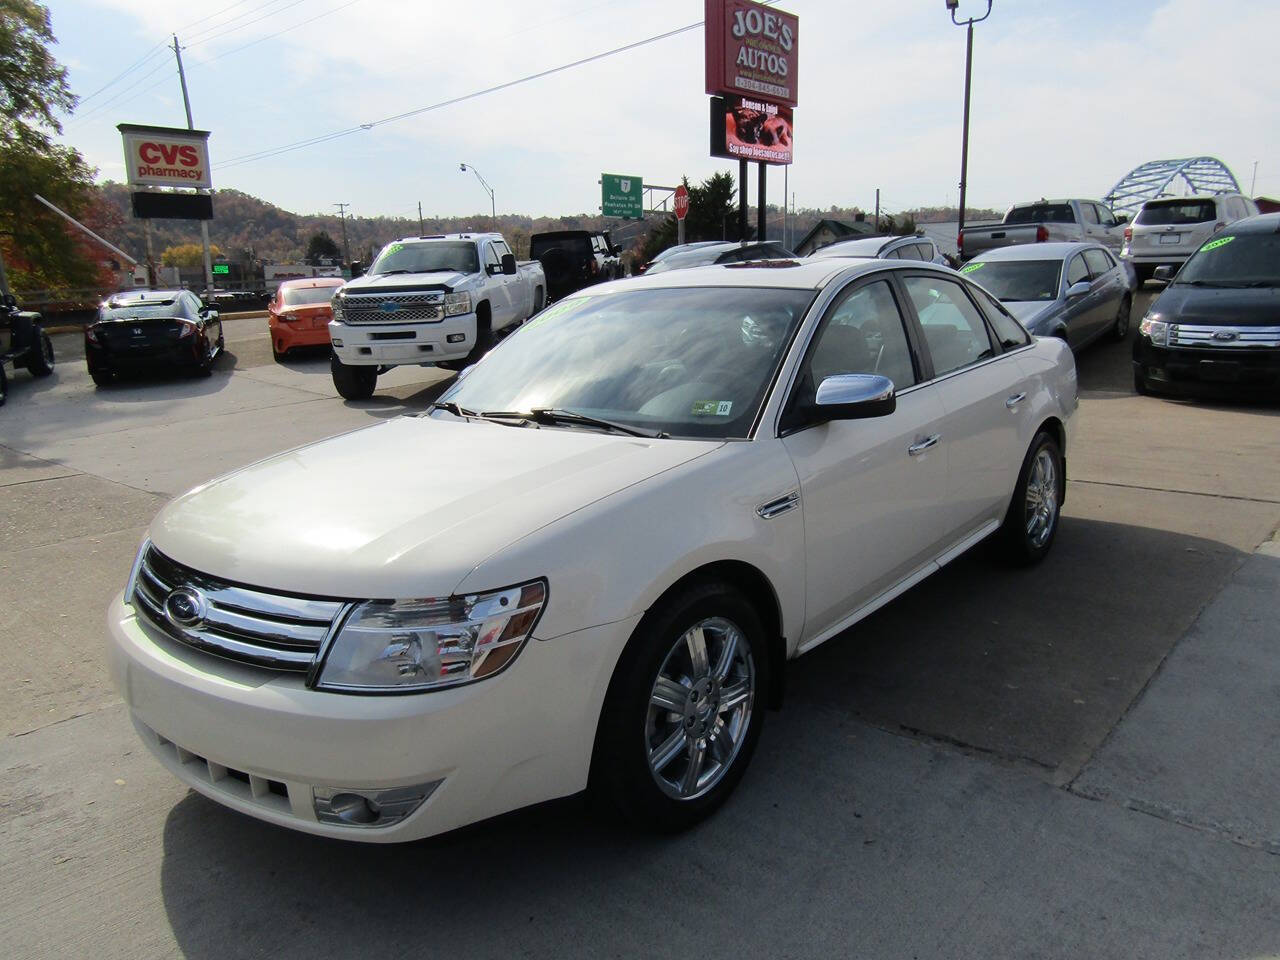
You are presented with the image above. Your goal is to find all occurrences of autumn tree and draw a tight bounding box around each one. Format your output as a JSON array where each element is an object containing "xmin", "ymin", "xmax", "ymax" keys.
[{"xmin": 161, "ymin": 242, "xmax": 222, "ymax": 267}]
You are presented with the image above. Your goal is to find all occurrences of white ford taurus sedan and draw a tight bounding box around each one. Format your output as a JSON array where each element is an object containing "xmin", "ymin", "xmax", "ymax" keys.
[{"xmin": 107, "ymin": 258, "xmax": 1077, "ymax": 842}]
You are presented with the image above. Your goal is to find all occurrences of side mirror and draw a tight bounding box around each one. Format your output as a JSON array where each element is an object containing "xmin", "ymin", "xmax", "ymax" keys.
[
  {"xmin": 1153, "ymin": 265, "xmax": 1176, "ymax": 282},
  {"xmin": 1115, "ymin": 214, "xmax": 1129, "ymax": 225},
  {"xmin": 806, "ymin": 374, "xmax": 896, "ymax": 425},
  {"xmin": 349, "ymin": 261, "xmax": 365, "ymax": 279},
  {"xmin": 1066, "ymin": 280, "xmax": 1091, "ymax": 299},
  {"xmin": 501, "ymin": 253, "xmax": 518, "ymax": 276}
]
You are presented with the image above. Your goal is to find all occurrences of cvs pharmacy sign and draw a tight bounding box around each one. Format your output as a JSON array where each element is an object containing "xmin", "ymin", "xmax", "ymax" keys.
[{"xmin": 118, "ymin": 123, "xmax": 213, "ymax": 190}]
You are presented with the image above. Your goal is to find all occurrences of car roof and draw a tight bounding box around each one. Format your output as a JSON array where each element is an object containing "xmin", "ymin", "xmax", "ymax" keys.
[
  {"xmin": 392, "ymin": 233, "xmax": 501, "ymax": 243},
  {"xmin": 1221, "ymin": 212, "xmax": 1280, "ymax": 234},
  {"xmin": 279, "ymin": 276, "xmax": 343, "ymax": 288},
  {"xmin": 589, "ymin": 257, "xmax": 956, "ymax": 293},
  {"xmin": 971, "ymin": 241, "xmax": 1101, "ymax": 262},
  {"xmin": 108, "ymin": 289, "xmax": 185, "ymax": 303},
  {"xmin": 530, "ymin": 230, "xmax": 597, "ymax": 240}
]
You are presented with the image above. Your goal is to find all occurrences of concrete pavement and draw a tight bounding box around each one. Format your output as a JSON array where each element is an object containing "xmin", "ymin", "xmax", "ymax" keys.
[{"xmin": 2, "ymin": 292, "xmax": 1279, "ymax": 959}]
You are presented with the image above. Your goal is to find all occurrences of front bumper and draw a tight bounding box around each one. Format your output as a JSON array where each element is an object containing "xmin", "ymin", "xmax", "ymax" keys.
[
  {"xmin": 107, "ymin": 592, "xmax": 637, "ymax": 842},
  {"xmin": 329, "ymin": 314, "xmax": 476, "ymax": 366},
  {"xmin": 1133, "ymin": 338, "xmax": 1280, "ymax": 395}
]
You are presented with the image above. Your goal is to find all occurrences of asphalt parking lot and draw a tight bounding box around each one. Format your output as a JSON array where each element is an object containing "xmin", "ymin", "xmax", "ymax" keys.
[{"xmin": 2, "ymin": 291, "xmax": 1278, "ymax": 959}]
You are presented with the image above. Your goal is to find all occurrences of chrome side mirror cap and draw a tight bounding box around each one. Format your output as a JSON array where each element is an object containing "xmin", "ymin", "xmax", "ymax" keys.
[
  {"xmin": 813, "ymin": 373, "xmax": 896, "ymax": 421},
  {"xmin": 1153, "ymin": 265, "xmax": 1176, "ymax": 282}
]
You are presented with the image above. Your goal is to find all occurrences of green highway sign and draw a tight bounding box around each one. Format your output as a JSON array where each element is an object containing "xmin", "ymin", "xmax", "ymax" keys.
[
  {"xmin": 601, "ymin": 173, "xmax": 643, "ymax": 219},
  {"xmin": 212, "ymin": 263, "xmax": 230, "ymax": 274}
]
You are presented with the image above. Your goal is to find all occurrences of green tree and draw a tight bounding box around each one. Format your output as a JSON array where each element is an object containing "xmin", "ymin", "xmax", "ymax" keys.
[
  {"xmin": 641, "ymin": 171, "xmax": 746, "ymax": 261},
  {"xmin": 0, "ymin": 1, "xmax": 104, "ymax": 293},
  {"xmin": 304, "ymin": 230, "xmax": 340, "ymax": 264}
]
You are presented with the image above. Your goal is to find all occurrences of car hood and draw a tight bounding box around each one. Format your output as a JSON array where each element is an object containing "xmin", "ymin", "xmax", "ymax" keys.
[
  {"xmin": 340, "ymin": 271, "xmax": 470, "ymax": 293},
  {"xmin": 148, "ymin": 417, "xmax": 721, "ymax": 600},
  {"xmin": 1002, "ymin": 300, "xmax": 1059, "ymax": 332},
  {"xmin": 1150, "ymin": 285, "xmax": 1280, "ymax": 326}
]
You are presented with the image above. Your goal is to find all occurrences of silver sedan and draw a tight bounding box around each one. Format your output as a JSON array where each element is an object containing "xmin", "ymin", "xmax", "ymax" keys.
[{"xmin": 959, "ymin": 242, "xmax": 1135, "ymax": 351}]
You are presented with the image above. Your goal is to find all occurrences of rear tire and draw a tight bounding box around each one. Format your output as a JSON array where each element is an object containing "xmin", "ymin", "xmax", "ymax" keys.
[
  {"xmin": 272, "ymin": 340, "xmax": 287, "ymax": 363},
  {"xmin": 1112, "ymin": 295, "xmax": 1132, "ymax": 341},
  {"xmin": 26, "ymin": 328, "xmax": 54, "ymax": 377},
  {"xmin": 89, "ymin": 367, "xmax": 113, "ymax": 388},
  {"xmin": 0, "ymin": 362, "xmax": 7, "ymax": 406},
  {"xmin": 997, "ymin": 431, "xmax": 1064, "ymax": 566},
  {"xmin": 1132, "ymin": 264, "xmax": 1151, "ymax": 288},
  {"xmin": 330, "ymin": 353, "xmax": 377, "ymax": 400},
  {"xmin": 591, "ymin": 580, "xmax": 768, "ymax": 832}
]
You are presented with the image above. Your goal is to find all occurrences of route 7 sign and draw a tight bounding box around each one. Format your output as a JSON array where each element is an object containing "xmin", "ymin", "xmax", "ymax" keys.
[{"xmin": 602, "ymin": 173, "xmax": 643, "ymax": 219}]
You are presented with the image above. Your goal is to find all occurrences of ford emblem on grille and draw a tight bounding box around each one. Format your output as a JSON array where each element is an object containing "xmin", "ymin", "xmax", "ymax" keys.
[
  {"xmin": 379, "ymin": 301, "xmax": 401, "ymax": 313},
  {"xmin": 1212, "ymin": 329, "xmax": 1239, "ymax": 342},
  {"xmin": 165, "ymin": 586, "xmax": 208, "ymax": 629}
]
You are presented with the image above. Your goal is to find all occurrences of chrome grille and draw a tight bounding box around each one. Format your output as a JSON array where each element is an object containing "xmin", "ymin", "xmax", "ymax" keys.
[
  {"xmin": 131, "ymin": 546, "xmax": 347, "ymax": 672},
  {"xmin": 339, "ymin": 292, "xmax": 444, "ymax": 324},
  {"xmin": 1168, "ymin": 324, "xmax": 1280, "ymax": 348}
]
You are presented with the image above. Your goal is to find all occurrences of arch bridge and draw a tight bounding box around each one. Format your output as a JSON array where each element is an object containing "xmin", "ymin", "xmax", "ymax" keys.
[{"xmin": 1104, "ymin": 157, "xmax": 1240, "ymax": 217}]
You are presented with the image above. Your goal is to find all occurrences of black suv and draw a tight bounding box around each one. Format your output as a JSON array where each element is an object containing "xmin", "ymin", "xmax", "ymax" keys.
[
  {"xmin": 530, "ymin": 230, "xmax": 622, "ymax": 301},
  {"xmin": 1134, "ymin": 212, "xmax": 1280, "ymax": 397},
  {"xmin": 0, "ymin": 293, "xmax": 55, "ymax": 407}
]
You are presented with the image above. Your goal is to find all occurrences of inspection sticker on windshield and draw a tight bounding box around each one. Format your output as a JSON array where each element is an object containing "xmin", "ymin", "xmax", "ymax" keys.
[
  {"xmin": 691, "ymin": 400, "xmax": 733, "ymax": 416},
  {"xmin": 1200, "ymin": 235, "xmax": 1235, "ymax": 253},
  {"xmin": 523, "ymin": 296, "xmax": 587, "ymax": 331},
  {"xmin": 959, "ymin": 262, "xmax": 985, "ymax": 275}
]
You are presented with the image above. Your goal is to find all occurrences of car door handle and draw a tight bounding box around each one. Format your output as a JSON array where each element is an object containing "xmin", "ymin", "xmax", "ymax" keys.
[
  {"xmin": 908, "ymin": 434, "xmax": 940, "ymax": 456},
  {"xmin": 1005, "ymin": 392, "xmax": 1027, "ymax": 408}
]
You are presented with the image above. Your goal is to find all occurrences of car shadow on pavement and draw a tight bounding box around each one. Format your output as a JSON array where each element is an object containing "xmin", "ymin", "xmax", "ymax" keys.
[{"xmin": 153, "ymin": 519, "xmax": 1259, "ymax": 960}]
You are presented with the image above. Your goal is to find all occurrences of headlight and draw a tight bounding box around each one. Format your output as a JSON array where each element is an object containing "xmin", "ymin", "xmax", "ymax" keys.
[
  {"xmin": 444, "ymin": 291, "xmax": 472, "ymax": 317},
  {"xmin": 1138, "ymin": 316, "xmax": 1168, "ymax": 345},
  {"xmin": 331, "ymin": 298, "xmax": 346, "ymax": 322},
  {"xmin": 315, "ymin": 580, "xmax": 546, "ymax": 692}
]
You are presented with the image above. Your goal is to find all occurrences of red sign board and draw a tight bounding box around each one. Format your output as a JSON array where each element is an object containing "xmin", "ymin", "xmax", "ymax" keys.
[
  {"xmin": 704, "ymin": 0, "xmax": 799, "ymax": 108},
  {"xmin": 674, "ymin": 185, "xmax": 690, "ymax": 220},
  {"xmin": 710, "ymin": 96, "xmax": 793, "ymax": 165}
]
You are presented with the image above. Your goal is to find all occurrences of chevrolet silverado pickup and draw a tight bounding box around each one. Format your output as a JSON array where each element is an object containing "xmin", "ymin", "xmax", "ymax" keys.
[{"xmin": 328, "ymin": 233, "xmax": 545, "ymax": 399}]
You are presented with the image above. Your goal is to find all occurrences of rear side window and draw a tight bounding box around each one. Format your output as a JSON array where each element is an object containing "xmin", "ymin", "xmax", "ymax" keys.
[
  {"xmin": 903, "ymin": 276, "xmax": 994, "ymax": 377},
  {"xmin": 973, "ymin": 288, "xmax": 1031, "ymax": 350},
  {"xmin": 1135, "ymin": 201, "xmax": 1216, "ymax": 225},
  {"xmin": 1082, "ymin": 249, "xmax": 1113, "ymax": 277}
]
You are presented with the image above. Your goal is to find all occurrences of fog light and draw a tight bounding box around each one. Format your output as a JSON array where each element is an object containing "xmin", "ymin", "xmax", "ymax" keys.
[
  {"xmin": 313, "ymin": 781, "xmax": 441, "ymax": 827},
  {"xmin": 446, "ymin": 333, "xmax": 466, "ymax": 344},
  {"xmin": 331, "ymin": 338, "xmax": 344, "ymax": 347}
]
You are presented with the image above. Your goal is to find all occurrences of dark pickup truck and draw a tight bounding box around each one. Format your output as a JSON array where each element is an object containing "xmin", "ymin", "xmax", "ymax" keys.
[{"xmin": 530, "ymin": 230, "xmax": 623, "ymax": 301}]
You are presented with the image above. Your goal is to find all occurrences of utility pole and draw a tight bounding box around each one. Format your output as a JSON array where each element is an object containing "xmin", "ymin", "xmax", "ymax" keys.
[
  {"xmin": 173, "ymin": 35, "xmax": 213, "ymax": 291},
  {"xmin": 1250, "ymin": 160, "xmax": 1258, "ymax": 196},
  {"xmin": 334, "ymin": 202, "xmax": 351, "ymax": 268},
  {"xmin": 418, "ymin": 201, "xmax": 425, "ymax": 235},
  {"xmin": 947, "ymin": 1, "xmax": 993, "ymax": 253},
  {"xmin": 875, "ymin": 188, "xmax": 881, "ymax": 231}
]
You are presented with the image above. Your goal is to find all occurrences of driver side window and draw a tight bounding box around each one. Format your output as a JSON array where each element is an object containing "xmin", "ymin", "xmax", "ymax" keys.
[
  {"xmin": 801, "ymin": 280, "xmax": 918, "ymax": 399},
  {"xmin": 483, "ymin": 243, "xmax": 499, "ymax": 271}
]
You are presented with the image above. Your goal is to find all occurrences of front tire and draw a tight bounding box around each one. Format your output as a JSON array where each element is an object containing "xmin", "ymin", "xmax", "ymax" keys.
[
  {"xmin": 26, "ymin": 328, "xmax": 54, "ymax": 377},
  {"xmin": 997, "ymin": 431, "xmax": 1064, "ymax": 565},
  {"xmin": 1133, "ymin": 367, "xmax": 1151, "ymax": 396},
  {"xmin": 591, "ymin": 581, "xmax": 768, "ymax": 831},
  {"xmin": 330, "ymin": 353, "xmax": 377, "ymax": 400}
]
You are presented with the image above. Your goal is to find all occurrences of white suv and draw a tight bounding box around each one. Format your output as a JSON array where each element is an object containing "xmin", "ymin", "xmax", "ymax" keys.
[{"xmin": 1122, "ymin": 193, "xmax": 1259, "ymax": 286}]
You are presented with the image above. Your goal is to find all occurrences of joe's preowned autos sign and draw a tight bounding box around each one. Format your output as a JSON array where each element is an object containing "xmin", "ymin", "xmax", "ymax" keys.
[
  {"xmin": 118, "ymin": 124, "xmax": 213, "ymax": 190},
  {"xmin": 704, "ymin": 0, "xmax": 799, "ymax": 108}
]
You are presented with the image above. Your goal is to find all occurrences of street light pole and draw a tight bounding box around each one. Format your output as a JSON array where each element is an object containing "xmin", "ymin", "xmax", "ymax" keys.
[
  {"xmin": 947, "ymin": 0, "xmax": 992, "ymax": 254},
  {"xmin": 459, "ymin": 163, "xmax": 496, "ymax": 222}
]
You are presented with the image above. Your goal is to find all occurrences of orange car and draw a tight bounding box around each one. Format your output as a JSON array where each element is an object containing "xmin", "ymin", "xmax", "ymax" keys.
[{"xmin": 268, "ymin": 277, "xmax": 344, "ymax": 361}]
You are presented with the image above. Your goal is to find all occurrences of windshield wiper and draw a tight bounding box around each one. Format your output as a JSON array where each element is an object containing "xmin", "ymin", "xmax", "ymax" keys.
[
  {"xmin": 374, "ymin": 269, "xmax": 414, "ymax": 276},
  {"xmin": 429, "ymin": 402, "xmax": 533, "ymax": 427},
  {"xmin": 1180, "ymin": 279, "xmax": 1237, "ymax": 288},
  {"xmin": 527, "ymin": 408, "xmax": 668, "ymax": 439},
  {"xmin": 428, "ymin": 400, "xmax": 477, "ymax": 418}
]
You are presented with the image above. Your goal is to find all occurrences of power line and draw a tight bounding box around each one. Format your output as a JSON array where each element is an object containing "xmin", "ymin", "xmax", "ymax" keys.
[
  {"xmin": 76, "ymin": 44, "xmax": 167, "ymax": 106},
  {"xmin": 183, "ymin": 0, "xmax": 306, "ymax": 46},
  {"xmin": 199, "ymin": 0, "xmax": 361, "ymax": 66},
  {"xmin": 186, "ymin": 0, "xmax": 312, "ymax": 47},
  {"xmin": 67, "ymin": 58, "xmax": 176, "ymax": 127}
]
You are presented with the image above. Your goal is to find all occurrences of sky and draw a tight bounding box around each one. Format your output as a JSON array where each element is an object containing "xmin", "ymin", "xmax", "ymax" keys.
[{"xmin": 50, "ymin": 0, "xmax": 1280, "ymax": 221}]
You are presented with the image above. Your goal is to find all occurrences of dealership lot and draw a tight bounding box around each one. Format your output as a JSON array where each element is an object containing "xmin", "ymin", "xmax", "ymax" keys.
[{"xmin": 2, "ymin": 292, "xmax": 1279, "ymax": 958}]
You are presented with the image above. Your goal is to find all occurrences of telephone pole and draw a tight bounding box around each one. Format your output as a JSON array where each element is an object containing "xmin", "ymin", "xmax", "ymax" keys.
[
  {"xmin": 418, "ymin": 201, "xmax": 425, "ymax": 235},
  {"xmin": 173, "ymin": 35, "xmax": 213, "ymax": 290},
  {"xmin": 334, "ymin": 203, "xmax": 351, "ymax": 267}
]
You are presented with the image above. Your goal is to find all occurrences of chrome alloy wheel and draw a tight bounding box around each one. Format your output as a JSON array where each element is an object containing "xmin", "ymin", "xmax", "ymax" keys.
[
  {"xmin": 1024, "ymin": 448, "xmax": 1059, "ymax": 548},
  {"xmin": 645, "ymin": 617, "xmax": 755, "ymax": 801}
]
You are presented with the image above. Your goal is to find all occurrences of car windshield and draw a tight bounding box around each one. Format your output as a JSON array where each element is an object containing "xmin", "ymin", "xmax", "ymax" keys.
[
  {"xmin": 959, "ymin": 260, "xmax": 1062, "ymax": 301},
  {"xmin": 811, "ymin": 237, "xmax": 888, "ymax": 258},
  {"xmin": 1175, "ymin": 234, "xmax": 1280, "ymax": 287},
  {"xmin": 438, "ymin": 286, "xmax": 814, "ymax": 439},
  {"xmin": 1005, "ymin": 204, "xmax": 1075, "ymax": 225},
  {"xmin": 282, "ymin": 285, "xmax": 339, "ymax": 306},
  {"xmin": 101, "ymin": 298, "xmax": 182, "ymax": 319},
  {"xmin": 1136, "ymin": 200, "xmax": 1216, "ymax": 226},
  {"xmin": 369, "ymin": 241, "xmax": 478, "ymax": 275}
]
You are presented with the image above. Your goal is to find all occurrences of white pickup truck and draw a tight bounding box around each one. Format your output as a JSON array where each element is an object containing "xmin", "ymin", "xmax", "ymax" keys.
[
  {"xmin": 329, "ymin": 233, "xmax": 546, "ymax": 399},
  {"xmin": 959, "ymin": 199, "xmax": 1128, "ymax": 262}
]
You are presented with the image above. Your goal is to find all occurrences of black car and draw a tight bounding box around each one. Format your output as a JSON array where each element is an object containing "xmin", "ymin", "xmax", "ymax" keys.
[
  {"xmin": 642, "ymin": 241, "xmax": 796, "ymax": 275},
  {"xmin": 1134, "ymin": 213, "xmax": 1280, "ymax": 397},
  {"xmin": 0, "ymin": 293, "xmax": 56, "ymax": 407},
  {"xmin": 86, "ymin": 289, "xmax": 224, "ymax": 387},
  {"xmin": 530, "ymin": 230, "xmax": 622, "ymax": 301}
]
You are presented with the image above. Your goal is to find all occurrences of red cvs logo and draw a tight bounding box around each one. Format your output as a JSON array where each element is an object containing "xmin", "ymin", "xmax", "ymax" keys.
[{"xmin": 138, "ymin": 141, "xmax": 200, "ymax": 167}]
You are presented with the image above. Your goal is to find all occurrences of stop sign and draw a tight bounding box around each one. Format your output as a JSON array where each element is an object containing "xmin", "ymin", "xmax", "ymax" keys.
[{"xmin": 674, "ymin": 184, "xmax": 690, "ymax": 221}]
